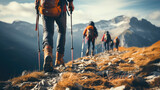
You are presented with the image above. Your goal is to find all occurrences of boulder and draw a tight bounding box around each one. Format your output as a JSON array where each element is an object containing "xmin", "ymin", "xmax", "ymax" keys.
[
  {"xmin": 110, "ymin": 85, "xmax": 126, "ymax": 90},
  {"xmin": 22, "ymin": 70, "xmax": 29, "ymax": 76},
  {"xmin": 116, "ymin": 59, "xmax": 126, "ymax": 64}
]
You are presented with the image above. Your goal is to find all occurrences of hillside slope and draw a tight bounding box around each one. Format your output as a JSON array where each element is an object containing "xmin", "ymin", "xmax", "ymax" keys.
[
  {"xmin": 0, "ymin": 21, "xmax": 42, "ymax": 81},
  {"xmin": 1, "ymin": 41, "xmax": 160, "ymax": 90}
]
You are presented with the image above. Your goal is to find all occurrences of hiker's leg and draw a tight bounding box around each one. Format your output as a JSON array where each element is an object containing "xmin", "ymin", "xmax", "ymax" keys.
[
  {"xmin": 117, "ymin": 43, "xmax": 119, "ymax": 51},
  {"xmin": 42, "ymin": 15, "xmax": 54, "ymax": 72},
  {"xmin": 87, "ymin": 38, "xmax": 91, "ymax": 51},
  {"xmin": 107, "ymin": 42, "xmax": 109, "ymax": 51},
  {"xmin": 55, "ymin": 12, "xmax": 66, "ymax": 66},
  {"xmin": 56, "ymin": 12, "xmax": 66, "ymax": 55},
  {"xmin": 104, "ymin": 42, "xmax": 106, "ymax": 50},
  {"xmin": 42, "ymin": 16, "xmax": 54, "ymax": 48},
  {"xmin": 91, "ymin": 39, "xmax": 95, "ymax": 56},
  {"xmin": 92, "ymin": 39, "xmax": 95, "ymax": 52},
  {"xmin": 86, "ymin": 38, "xmax": 91, "ymax": 56},
  {"xmin": 116, "ymin": 43, "xmax": 118, "ymax": 51}
]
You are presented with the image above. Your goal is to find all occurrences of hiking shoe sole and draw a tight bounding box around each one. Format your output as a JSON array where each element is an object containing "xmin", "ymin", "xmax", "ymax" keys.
[{"xmin": 43, "ymin": 56, "xmax": 53, "ymax": 72}]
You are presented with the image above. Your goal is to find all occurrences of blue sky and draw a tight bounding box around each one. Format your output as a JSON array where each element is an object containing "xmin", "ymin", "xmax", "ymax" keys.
[{"xmin": 0, "ymin": 0, "xmax": 160, "ymax": 26}]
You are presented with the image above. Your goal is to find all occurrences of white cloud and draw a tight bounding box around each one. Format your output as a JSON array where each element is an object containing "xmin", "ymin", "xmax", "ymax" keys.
[
  {"xmin": 0, "ymin": 1, "xmax": 36, "ymax": 23},
  {"xmin": 71, "ymin": 0, "xmax": 139, "ymax": 24},
  {"xmin": 142, "ymin": 11, "xmax": 160, "ymax": 27},
  {"xmin": 0, "ymin": 1, "xmax": 159, "ymax": 27},
  {"xmin": 149, "ymin": 11, "xmax": 160, "ymax": 20}
]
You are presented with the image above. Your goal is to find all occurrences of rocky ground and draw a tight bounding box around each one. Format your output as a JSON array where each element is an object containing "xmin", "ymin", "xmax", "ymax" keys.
[{"xmin": 0, "ymin": 41, "xmax": 160, "ymax": 90}]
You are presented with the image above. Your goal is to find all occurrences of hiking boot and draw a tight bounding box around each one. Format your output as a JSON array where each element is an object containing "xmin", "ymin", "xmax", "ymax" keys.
[
  {"xmin": 55, "ymin": 52, "xmax": 65, "ymax": 67},
  {"xmin": 91, "ymin": 51, "xmax": 94, "ymax": 56},
  {"xmin": 86, "ymin": 49, "xmax": 89, "ymax": 56},
  {"xmin": 43, "ymin": 45, "xmax": 53, "ymax": 72}
]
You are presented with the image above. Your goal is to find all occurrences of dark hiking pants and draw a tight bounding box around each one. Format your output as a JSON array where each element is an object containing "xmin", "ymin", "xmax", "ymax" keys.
[
  {"xmin": 110, "ymin": 43, "xmax": 114, "ymax": 50},
  {"xmin": 110, "ymin": 45, "xmax": 113, "ymax": 50},
  {"xmin": 87, "ymin": 38, "xmax": 95, "ymax": 52},
  {"xmin": 104, "ymin": 42, "xmax": 110, "ymax": 51},
  {"xmin": 115, "ymin": 42, "xmax": 119, "ymax": 50},
  {"xmin": 42, "ymin": 12, "xmax": 66, "ymax": 55}
]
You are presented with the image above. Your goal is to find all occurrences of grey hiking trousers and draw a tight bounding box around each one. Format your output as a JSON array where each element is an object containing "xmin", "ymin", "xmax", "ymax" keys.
[
  {"xmin": 87, "ymin": 38, "xmax": 95, "ymax": 52},
  {"xmin": 42, "ymin": 12, "xmax": 66, "ymax": 54}
]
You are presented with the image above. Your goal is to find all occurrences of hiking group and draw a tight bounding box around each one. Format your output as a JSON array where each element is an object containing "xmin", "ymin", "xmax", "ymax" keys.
[
  {"xmin": 101, "ymin": 31, "xmax": 120, "ymax": 52},
  {"xmin": 35, "ymin": 0, "xmax": 120, "ymax": 72}
]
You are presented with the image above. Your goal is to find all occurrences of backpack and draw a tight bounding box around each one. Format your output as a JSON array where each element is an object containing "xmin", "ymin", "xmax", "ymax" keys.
[
  {"xmin": 110, "ymin": 40, "xmax": 114, "ymax": 46},
  {"xmin": 39, "ymin": 0, "xmax": 61, "ymax": 17},
  {"xmin": 114, "ymin": 37, "xmax": 119, "ymax": 44},
  {"xmin": 104, "ymin": 34, "xmax": 111, "ymax": 42},
  {"xmin": 86, "ymin": 25, "xmax": 94, "ymax": 39}
]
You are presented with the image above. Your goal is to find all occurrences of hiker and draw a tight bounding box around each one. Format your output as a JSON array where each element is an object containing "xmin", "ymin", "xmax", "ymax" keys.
[
  {"xmin": 101, "ymin": 31, "xmax": 111, "ymax": 52},
  {"xmin": 110, "ymin": 39, "xmax": 114, "ymax": 51},
  {"xmin": 114, "ymin": 37, "xmax": 120, "ymax": 51},
  {"xmin": 35, "ymin": 0, "xmax": 74, "ymax": 72},
  {"xmin": 83, "ymin": 21, "xmax": 98, "ymax": 56}
]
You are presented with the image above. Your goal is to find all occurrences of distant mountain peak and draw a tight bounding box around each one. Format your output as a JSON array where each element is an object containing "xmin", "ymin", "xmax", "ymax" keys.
[
  {"xmin": 12, "ymin": 20, "xmax": 31, "ymax": 25},
  {"xmin": 112, "ymin": 15, "xmax": 130, "ymax": 24}
]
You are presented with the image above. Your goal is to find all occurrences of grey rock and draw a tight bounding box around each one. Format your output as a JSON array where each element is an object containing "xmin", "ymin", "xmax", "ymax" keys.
[
  {"xmin": 128, "ymin": 59, "xmax": 135, "ymax": 64},
  {"xmin": 110, "ymin": 85, "xmax": 126, "ymax": 90},
  {"xmin": 108, "ymin": 62, "xmax": 112, "ymax": 66},
  {"xmin": 85, "ymin": 60, "xmax": 97, "ymax": 67},
  {"xmin": 65, "ymin": 87, "xmax": 70, "ymax": 90},
  {"xmin": 117, "ymin": 59, "xmax": 126, "ymax": 64},
  {"xmin": 96, "ymin": 70, "xmax": 109, "ymax": 77},
  {"xmin": 78, "ymin": 63, "xmax": 85, "ymax": 67},
  {"xmin": 81, "ymin": 59, "xmax": 88, "ymax": 62},
  {"xmin": 64, "ymin": 83, "xmax": 83, "ymax": 90},
  {"xmin": 22, "ymin": 70, "xmax": 29, "ymax": 76}
]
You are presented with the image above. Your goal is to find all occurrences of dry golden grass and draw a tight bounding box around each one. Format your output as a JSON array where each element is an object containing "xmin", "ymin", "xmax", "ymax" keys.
[
  {"xmin": 10, "ymin": 72, "xmax": 44, "ymax": 85},
  {"xmin": 119, "ymin": 63, "xmax": 134, "ymax": 67},
  {"xmin": 118, "ymin": 41, "xmax": 160, "ymax": 67},
  {"xmin": 110, "ymin": 78, "xmax": 133, "ymax": 87},
  {"xmin": 62, "ymin": 41, "xmax": 160, "ymax": 89},
  {"xmin": 65, "ymin": 61, "xmax": 73, "ymax": 66},
  {"xmin": 100, "ymin": 66, "xmax": 109, "ymax": 71},
  {"xmin": 20, "ymin": 83, "xmax": 36, "ymax": 90},
  {"xmin": 54, "ymin": 72, "xmax": 78, "ymax": 90},
  {"xmin": 118, "ymin": 63, "xmax": 136, "ymax": 71},
  {"xmin": 119, "ymin": 67, "xmax": 136, "ymax": 72},
  {"xmin": 54, "ymin": 72, "xmax": 112, "ymax": 90},
  {"xmin": 110, "ymin": 77, "xmax": 150, "ymax": 89},
  {"xmin": 64, "ymin": 67, "xmax": 73, "ymax": 72}
]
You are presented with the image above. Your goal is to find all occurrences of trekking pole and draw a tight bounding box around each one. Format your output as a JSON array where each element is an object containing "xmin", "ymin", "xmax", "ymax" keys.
[
  {"xmin": 35, "ymin": 10, "xmax": 40, "ymax": 71},
  {"xmin": 81, "ymin": 37, "xmax": 85, "ymax": 57},
  {"xmin": 70, "ymin": 8, "xmax": 74, "ymax": 67}
]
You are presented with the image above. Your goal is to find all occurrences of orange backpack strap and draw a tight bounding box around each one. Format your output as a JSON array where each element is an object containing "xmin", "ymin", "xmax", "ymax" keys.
[{"xmin": 83, "ymin": 27, "xmax": 87, "ymax": 36}]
